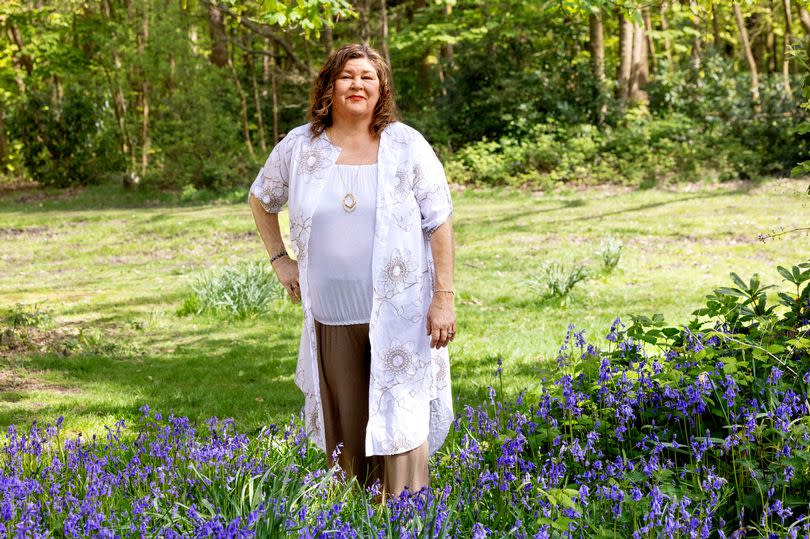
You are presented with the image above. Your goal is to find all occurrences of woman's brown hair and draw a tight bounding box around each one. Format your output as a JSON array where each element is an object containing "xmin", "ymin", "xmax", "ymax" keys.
[{"xmin": 308, "ymin": 44, "xmax": 398, "ymax": 137}]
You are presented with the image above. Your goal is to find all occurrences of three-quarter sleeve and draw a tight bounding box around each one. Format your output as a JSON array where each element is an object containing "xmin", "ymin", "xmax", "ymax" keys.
[
  {"xmin": 412, "ymin": 136, "xmax": 453, "ymax": 239},
  {"xmin": 249, "ymin": 138, "xmax": 291, "ymax": 213}
]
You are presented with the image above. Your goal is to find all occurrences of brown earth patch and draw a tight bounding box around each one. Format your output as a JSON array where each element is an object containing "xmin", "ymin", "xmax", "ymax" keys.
[
  {"xmin": 14, "ymin": 187, "xmax": 85, "ymax": 204},
  {"xmin": 0, "ymin": 226, "xmax": 53, "ymax": 238},
  {"xmin": 0, "ymin": 368, "xmax": 80, "ymax": 395}
]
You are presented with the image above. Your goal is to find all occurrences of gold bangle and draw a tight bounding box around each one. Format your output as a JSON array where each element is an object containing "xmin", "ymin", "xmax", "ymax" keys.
[{"xmin": 434, "ymin": 289, "xmax": 455, "ymax": 295}]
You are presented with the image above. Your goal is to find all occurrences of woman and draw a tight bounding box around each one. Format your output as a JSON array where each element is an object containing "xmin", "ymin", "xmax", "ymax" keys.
[{"xmin": 248, "ymin": 44, "xmax": 455, "ymax": 496}]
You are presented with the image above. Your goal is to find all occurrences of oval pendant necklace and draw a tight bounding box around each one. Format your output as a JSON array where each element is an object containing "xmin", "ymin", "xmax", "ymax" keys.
[
  {"xmin": 342, "ymin": 192, "xmax": 357, "ymax": 212},
  {"xmin": 338, "ymin": 165, "xmax": 357, "ymax": 213}
]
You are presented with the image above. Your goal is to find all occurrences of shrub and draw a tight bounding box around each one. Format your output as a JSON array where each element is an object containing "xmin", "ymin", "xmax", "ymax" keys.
[
  {"xmin": 178, "ymin": 260, "xmax": 285, "ymax": 319},
  {"xmin": 2, "ymin": 303, "xmax": 52, "ymax": 328},
  {"xmin": 8, "ymin": 85, "xmax": 122, "ymax": 187}
]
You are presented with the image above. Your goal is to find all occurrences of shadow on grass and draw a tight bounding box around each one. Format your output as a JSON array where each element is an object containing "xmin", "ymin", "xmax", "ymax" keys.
[
  {"xmin": 0, "ymin": 182, "xmax": 249, "ymax": 214},
  {"xmin": 0, "ymin": 320, "xmax": 303, "ymax": 435},
  {"xmin": 546, "ymin": 186, "xmax": 753, "ymax": 225}
]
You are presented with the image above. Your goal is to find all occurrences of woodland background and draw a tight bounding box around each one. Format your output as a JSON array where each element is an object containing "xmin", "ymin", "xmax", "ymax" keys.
[{"xmin": 1, "ymin": 0, "xmax": 808, "ymax": 192}]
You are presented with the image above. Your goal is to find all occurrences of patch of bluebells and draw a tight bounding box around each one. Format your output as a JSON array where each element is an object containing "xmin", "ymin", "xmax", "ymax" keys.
[{"xmin": 2, "ymin": 314, "xmax": 810, "ymax": 538}]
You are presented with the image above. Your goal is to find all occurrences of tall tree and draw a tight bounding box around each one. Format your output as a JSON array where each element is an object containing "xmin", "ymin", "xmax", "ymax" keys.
[
  {"xmin": 589, "ymin": 8, "xmax": 606, "ymax": 124},
  {"xmin": 642, "ymin": 7, "xmax": 657, "ymax": 75},
  {"xmin": 617, "ymin": 9, "xmax": 633, "ymax": 104},
  {"xmin": 782, "ymin": 0, "xmax": 793, "ymax": 98},
  {"xmin": 630, "ymin": 19, "xmax": 649, "ymax": 105},
  {"xmin": 660, "ymin": 1, "xmax": 674, "ymax": 66},
  {"xmin": 733, "ymin": 2, "xmax": 762, "ymax": 112},
  {"xmin": 208, "ymin": 4, "xmax": 228, "ymax": 67}
]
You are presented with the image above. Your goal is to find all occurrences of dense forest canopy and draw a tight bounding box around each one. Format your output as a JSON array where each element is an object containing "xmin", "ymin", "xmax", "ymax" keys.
[{"xmin": 0, "ymin": 0, "xmax": 807, "ymax": 190}]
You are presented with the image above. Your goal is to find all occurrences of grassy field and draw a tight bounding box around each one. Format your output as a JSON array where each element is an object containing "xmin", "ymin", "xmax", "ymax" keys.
[{"xmin": 1, "ymin": 179, "xmax": 808, "ymax": 437}]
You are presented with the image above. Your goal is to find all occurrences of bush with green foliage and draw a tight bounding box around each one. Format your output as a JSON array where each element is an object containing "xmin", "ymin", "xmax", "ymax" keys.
[{"xmin": 8, "ymin": 85, "xmax": 123, "ymax": 187}]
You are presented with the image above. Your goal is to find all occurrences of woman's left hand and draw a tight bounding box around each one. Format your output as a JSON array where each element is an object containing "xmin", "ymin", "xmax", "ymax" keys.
[{"xmin": 426, "ymin": 293, "xmax": 456, "ymax": 349}]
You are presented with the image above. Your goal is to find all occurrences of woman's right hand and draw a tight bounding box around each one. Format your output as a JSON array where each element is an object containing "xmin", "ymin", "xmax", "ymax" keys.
[{"xmin": 272, "ymin": 256, "xmax": 301, "ymax": 303}]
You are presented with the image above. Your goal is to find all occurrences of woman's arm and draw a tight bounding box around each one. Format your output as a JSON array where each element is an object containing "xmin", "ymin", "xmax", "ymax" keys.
[
  {"xmin": 249, "ymin": 194, "xmax": 301, "ymax": 303},
  {"xmin": 426, "ymin": 217, "xmax": 456, "ymax": 348}
]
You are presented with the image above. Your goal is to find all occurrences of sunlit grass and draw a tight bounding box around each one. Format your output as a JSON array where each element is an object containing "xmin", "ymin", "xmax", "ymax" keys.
[{"xmin": 0, "ymin": 178, "xmax": 807, "ymax": 435}]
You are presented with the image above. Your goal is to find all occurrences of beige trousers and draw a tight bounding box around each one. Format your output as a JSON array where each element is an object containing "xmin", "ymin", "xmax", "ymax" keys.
[{"xmin": 315, "ymin": 321, "xmax": 429, "ymax": 496}]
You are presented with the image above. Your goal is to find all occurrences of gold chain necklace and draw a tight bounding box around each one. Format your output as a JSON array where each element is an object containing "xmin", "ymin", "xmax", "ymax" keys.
[{"xmin": 328, "ymin": 128, "xmax": 370, "ymax": 214}]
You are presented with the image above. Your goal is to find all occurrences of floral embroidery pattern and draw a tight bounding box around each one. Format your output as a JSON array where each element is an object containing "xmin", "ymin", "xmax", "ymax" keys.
[
  {"xmin": 412, "ymin": 163, "xmax": 424, "ymax": 191},
  {"xmin": 256, "ymin": 179, "xmax": 286, "ymax": 213},
  {"xmin": 289, "ymin": 214, "xmax": 312, "ymax": 267},
  {"xmin": 394, "ymin": 165, "xmax": 411, "ymax": 198},
  {"xmin": 433, "ymin": 353, "xmax": 449, "ymax": 384},
  {"xmin": 384, "ymin": 340, "xmax": 416, "ymax": 377},
  {"xmin": 297, "ymin": 145, "xmax": 326, "ymax": 176},
  {"xmin": 376, "ymin": 248, "xmax": 422, "ymax": 299}
]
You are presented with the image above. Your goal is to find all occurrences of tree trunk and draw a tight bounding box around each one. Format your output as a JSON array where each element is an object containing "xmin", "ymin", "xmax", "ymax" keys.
[
  {"xmin": 589, "ymin": 10, "xmax": 606, "ymax": 125},
  {"xmin": 6, "ymin": 25, "xmax": 34, "ymax": 76},
  {"xmin": 247, "ymin": 36, "xmax": 267, "ymax": 153},
  {"xmin": 271, "ymin": 45, "xmax": 280, "ymax": 144},
  {"xmin": 229, "ymin": 43, "xmax": 254, "ymax": 158},
  {"xmin": 660, "ymin": 1, "xmax": 674, "ymax": 65},
  {"xmin": 208, "ymin": 4, "xmax": 228, "ymax": 67},
  {"xmin": 380, "ymin": 0, "xmax": 391, "ymax": 67},
  {"xmin": 630, "ymin": 22, "xmax": 649, "ymax": 105},
  {"xmin": 689, "ymin": 0, "xmax": 702, "ymax": 76},
  {"xmin": 442, "ymin": 3, "xmax": 454, "ymax": 70},
  {"xmin": 798, "ymin": 5, "xmax": 810, "ymax": 33},
  {"xmin": 51, "ymin": 74, "xmax": 63, "ymax": 108},
  {"xmin": 642, "ymin": 7, "xmax": 656, "ymax": 75},
  {"xmin": 0, "ymin": 103, "xmax": 7, "ymax": 170},
  {"xmin": 767, "ymin": 1, "xmax": 777, "ymax": 73},
  {"xmin": 750, "ymin": 11, "xmax": 767, "ymax": 73},
  {"xmin": 616, "ymin": 10, "xmax": 633, "ymax": 104},
  {"xmin": 138, "ymin": 0, "xmax": 150, "ymax": 180},
  {"xmin": 358, "ymin": 0, "xmax": 372, "ymax": 43},
  {"xmin": 782, "ymin": 0, "xmax": 793, "ymax": 98},
  {"xmin": 101, "ymin": 0, "xmax": 137, "ymax": 186},
  {"xmin": 733, "ymin": 2, "xmax": 762, "ymax": 112},
  {"xmin": 797, "ymin": 4, "xmax": 810, "ymax": 55},
  {"xmin": 711, "ymin": 0, "xmax": 722, "ymax": 50},
  {"xmin": 324, "ymin": 23, "xmax": 334, "ymax": 56}
]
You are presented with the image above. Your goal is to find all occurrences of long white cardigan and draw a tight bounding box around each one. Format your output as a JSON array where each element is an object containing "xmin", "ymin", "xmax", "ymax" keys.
[{"xmin": 250, "ymin": 122, "xmax": 454, "ymax": 456}]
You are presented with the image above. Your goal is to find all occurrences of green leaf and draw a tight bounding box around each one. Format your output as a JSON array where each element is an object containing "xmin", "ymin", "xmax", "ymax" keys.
[
  {"xmin": 730, "ymin": 272, "xmax": 747, "ymax": 290},
  {"xmin": 778, "ymin": 265, "xmax": 797, "ymax": 284},
  {"xmin": 715, "ymin": 287, "xmax": 746, "ymax": 298},
  {"xmin": 662, "ymin": 327, "xmax": 680, "ymax": 338}
]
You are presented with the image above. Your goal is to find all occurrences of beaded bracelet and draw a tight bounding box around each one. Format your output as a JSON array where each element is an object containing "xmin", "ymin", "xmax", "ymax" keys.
[{"xmin": 269, "ymin": 249, "xmax": 288, "ymax": 264}]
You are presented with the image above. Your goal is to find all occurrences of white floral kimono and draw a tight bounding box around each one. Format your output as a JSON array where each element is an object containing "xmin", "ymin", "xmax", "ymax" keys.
[{"xmin": 250, "ymin": 122, "xmax": 454, "ymax": 456}]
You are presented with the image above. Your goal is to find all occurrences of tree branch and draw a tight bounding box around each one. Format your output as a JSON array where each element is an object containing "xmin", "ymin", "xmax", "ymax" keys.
[{"xmin": 199, "ymin": 0, "xmax": 316, "ymax": 77}]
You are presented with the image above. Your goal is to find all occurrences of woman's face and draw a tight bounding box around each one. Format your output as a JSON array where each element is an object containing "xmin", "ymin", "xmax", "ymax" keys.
[{"xmin": 331, "ymin": 57, "xmax": 380, "ymax": 124}]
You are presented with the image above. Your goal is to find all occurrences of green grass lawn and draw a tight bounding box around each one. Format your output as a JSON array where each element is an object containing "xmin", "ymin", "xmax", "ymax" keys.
[{"xmin": 1, "ymin": 179, "xmax": 808, "ymax": 437}]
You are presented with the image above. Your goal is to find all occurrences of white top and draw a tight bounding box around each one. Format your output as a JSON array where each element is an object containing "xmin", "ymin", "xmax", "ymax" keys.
[{"xmin": 308, "ymin": 164, "xmax": 377, "ymax": 325}]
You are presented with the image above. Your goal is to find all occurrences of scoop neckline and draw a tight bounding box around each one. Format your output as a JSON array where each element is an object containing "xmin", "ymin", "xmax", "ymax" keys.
[{"xmin": 334, "ymin": 162, "xmax": 377, "ymax": 167}]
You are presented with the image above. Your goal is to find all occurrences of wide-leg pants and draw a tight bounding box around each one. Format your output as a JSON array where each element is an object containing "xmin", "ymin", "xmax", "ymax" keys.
[{"xmin": 315, "ymin": 321, "xmax": 429, "ymax": 496}]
